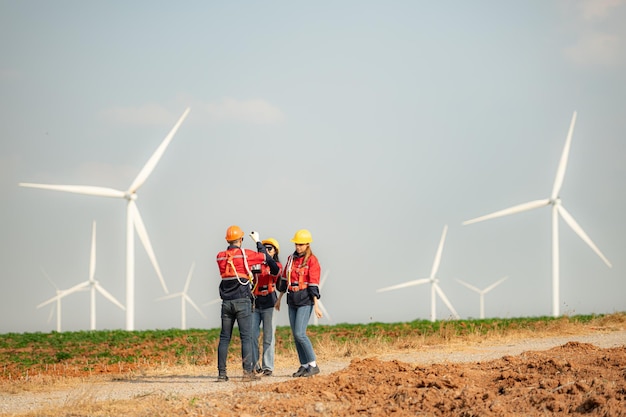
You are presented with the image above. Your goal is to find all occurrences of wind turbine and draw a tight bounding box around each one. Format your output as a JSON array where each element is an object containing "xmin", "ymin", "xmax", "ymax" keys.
[
  {"xmin": 462, "ymin": 111, "xmax": 612, "ymax": 317},
  {"xmin": 313, "ymin": 270, "xmax": 331, "ymax": 325},
  {"xmin": 36, "ymin": 221, "xmax": 125, "ymax": 330},
  {"xmin": 20, "ymin": 107, "xmax": 190, "ymax": 330},
  {"xmin": 377, "ymin": 225, "xmax": 460, "ymax": 322},
  {"xmin": 456, "ymin": 276, "xmax": 508, "ymax": 319},
  {"xmin": 156, "ymin": 262, "xmax": 206, "ymax": 330},
  {"xmin": 37, "ymin": 267, "xmax": 70, "ymax": 332}
]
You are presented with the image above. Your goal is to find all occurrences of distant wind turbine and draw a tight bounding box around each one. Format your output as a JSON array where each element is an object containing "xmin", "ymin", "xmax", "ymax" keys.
[
  {"xmin": 37, "ymin": 267, "xmax": 69, "ymax": 332},
  {"xmin": 36, "ymin": 221, "xmax": 125, "ymax": 330},
  {"xmin": 456, "ymin": 276, "xmax": 508, "ymax": 319},
  {"xmin": 156, "ymin": 262, "xmax": 206, "ymax": 330},
  {"xmin": 313, "ymin": 270, "xmax": 331, "ymax": 325},
  {"xmin": 20, "ymin": 107, "xmax": 190, "ymax": 330},
  {"xmin": 463, "ymin": 111, "xmax": 612, "ymax": 317},
  {"xmin": 377, "ymin": 225, "xmax": 460, "ymax": 322}
]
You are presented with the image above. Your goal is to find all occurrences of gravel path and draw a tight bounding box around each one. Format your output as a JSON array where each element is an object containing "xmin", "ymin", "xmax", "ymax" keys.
[{"xmin": 1, "ymin": 330, "xmax": 625, "ymax": 415}]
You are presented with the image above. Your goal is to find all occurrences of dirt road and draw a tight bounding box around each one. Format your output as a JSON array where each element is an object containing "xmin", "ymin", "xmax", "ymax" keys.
[{"xmin": 1, "ymin": 330, "xmax": 625, "ymax": 416}]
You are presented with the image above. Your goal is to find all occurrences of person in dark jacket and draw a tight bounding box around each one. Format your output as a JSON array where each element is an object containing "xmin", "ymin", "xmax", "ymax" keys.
[
  {"xmin": 215, "ymin": 225, "xmax": 278, "ymax": 382},
  {"xmin": 250, "ymin": 238, "xmax": 282, "ymax": 376},
  {"xmin": 276, "ymin": 229, "xmax": 322, "ymax": 377}
]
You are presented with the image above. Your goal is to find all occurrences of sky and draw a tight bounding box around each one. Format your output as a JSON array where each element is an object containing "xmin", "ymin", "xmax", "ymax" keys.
[{"xmin": 1, "ymin": 1, "xmax": 625, "ymax": 334}]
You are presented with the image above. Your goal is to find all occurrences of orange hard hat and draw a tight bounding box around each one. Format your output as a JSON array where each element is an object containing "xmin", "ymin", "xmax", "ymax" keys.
[
  {"xmin": 225, "ymin": 225, "xmax": 244, "ymax": 242},
  {"xmin": 291, "ymin": 229, "xmax": 313, "ymax": 244}
]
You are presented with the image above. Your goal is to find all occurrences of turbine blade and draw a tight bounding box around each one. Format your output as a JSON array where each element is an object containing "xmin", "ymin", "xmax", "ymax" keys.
[
  {"xmin": 377, "ymin": 278, "xmax": 430, "ymax": 292},
  {"xmin": 130, "ymin": 201, "xmax": 169, "ymax": 293},
  {"xmin": 434, "ymin": 284, "xmax": 460, "ymax": 319},
  {"xmin": 128, "ymin": 107, "xmax": 191, "ymax": 193},
  {"xmin": 318, "ymin": 300, "xmax": 331, "ymax": 320},
  {"xmin": 183, "ymin": 262, "xmax": 196, "ymax": 293},
  {"xmin": 557, "ymin": 205, "xmax": 612, "ymax": 267},
  {"xmin": 186, "ymin": 296, "xmax": 207, "ymax": 319},
  {"xmin": 19, "ymin": 183, "xmax": 125, "ymax": 198},
  {"xmin": 40, "ymin": 267, "xmax": 58, "ymax": 289},
  {"xmin": 89, "ymin": 221, "xmax": 96, "ymax": 282},
  {"xmin": 551, "ymin": 111, "xmax": 577, "ymax": 200},
  {"xmin": 483, "ymin": 276, "xmax": 508, "ymax": 293},
  {"xmin": 463, "ymin": 199, "xmax": 550, "ymax": 225},
  {"xmin": 456, "ymin": 279, "xmax": 481, "ymax": 293},
  {"xmin": 320, "ymin": 270, "xmax": 329, "ymax": 288},
  {"xmin": 47, "ymin": 305, "xmax": 55, "ymax": 323},
  {"xmin": 430, "ymin": 225, "xmax": 448, "ymax": 278},
  {"xmin": 203, "ymin": 298, "xmax": 221, "ymax": 306},
  {"xmin": 37, "ymin": 281, "xmax": 89, "ymax": 308},
  {"xmin": 94, "ymin": 284, "xmax": 126, "ymax": 310},
  {"xmin": 156, "ymin": 293, "xmax": 182, "ymax": 301}
]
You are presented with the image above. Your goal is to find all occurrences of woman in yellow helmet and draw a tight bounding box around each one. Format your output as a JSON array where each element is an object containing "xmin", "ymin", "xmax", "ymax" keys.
[
  {"xmin": 276, "ymin": 229, "xmax": 323, "ymax": 377},
  {"xmin": 250, "ymin": 238, "xmax": 282, "ymax": 376}
]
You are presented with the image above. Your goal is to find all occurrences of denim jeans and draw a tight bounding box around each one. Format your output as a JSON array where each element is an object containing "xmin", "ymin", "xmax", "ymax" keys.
[
  {"xmin": 252, "ymin": 306, "xmax": 276, "ymax": 371},
  {"xmin": 217, "ymin": 298, "xmax": 254, "ymax": 374},
  {"xmin": 288, "ymin": 304, "xmax": 316, "ymax": 365}
]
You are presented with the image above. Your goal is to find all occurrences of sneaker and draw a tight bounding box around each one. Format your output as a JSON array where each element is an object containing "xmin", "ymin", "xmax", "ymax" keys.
[
  {"xmin": 217, "ymin": 374, "xmax": 229, "ymax": 382},
  {"xmin": 292, "ymin": 366, "xmax": 307, "ymax": 377},
  {"xmin": 303, "ymin": 365, "xmax": 320, "ymax": 377},
  {"xmin": 262, "ymin": 369, "xmax": 273, "ymax": 376},
  {"xmin": 255, "ymin": 367, "xmax": 264, "ymax": 374},
  {"xmin": 242, "ymin": 371, "xmax": 261, "ymax": 382}
]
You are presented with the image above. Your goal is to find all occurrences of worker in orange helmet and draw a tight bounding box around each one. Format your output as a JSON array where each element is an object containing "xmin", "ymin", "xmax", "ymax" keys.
[
  {"xmin": 276, "ymin": 228, "xmax": 322, "ymax": 377},
  {"xmin": 215, "ymin": 225, "xmax": 279, "ymax": 382}
]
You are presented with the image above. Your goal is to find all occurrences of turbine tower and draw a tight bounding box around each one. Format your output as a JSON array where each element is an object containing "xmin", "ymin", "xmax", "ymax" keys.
[
  {"xmin": 377, "ymin": 225, "xmax": 460, "ymax": 322},
  {"xmin": 156, "ymin": 262, "xmax": 206, "ymax": 330},
  {"xmin": 36, "ymin": 221, "xmax": 125, "ymax": 330},
  {"xmin": 456, "ymin": 276, "xmax": 508, "ymax": 319},
  {"xmin": 20, "ymin": 107, "xmax": 190, "ymax": 330},
  {"xmin": 463, "ymin": 111, "xmax": 612, "ymax": 317}
]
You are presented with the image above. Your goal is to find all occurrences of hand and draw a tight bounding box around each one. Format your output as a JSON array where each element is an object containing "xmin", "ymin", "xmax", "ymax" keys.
[
  {"xmin": 249, "ymin": 231, "xmax": 260, "ymax": 243},
  {"xmin": 314, "ymin": 304, "xmax": 323, "ymax": 319}
]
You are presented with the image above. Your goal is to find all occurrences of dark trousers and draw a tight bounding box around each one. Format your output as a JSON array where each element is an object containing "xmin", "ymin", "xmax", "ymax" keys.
[{"xmin": 217, "ymin": 298, "xmax": 254, "ymax": 373}]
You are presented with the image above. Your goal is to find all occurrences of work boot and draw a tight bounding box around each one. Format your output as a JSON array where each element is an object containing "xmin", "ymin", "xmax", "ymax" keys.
[
  {"xmin": 303, "ymin": 365, "xmax": 320, "ymax": 377},
  {"xmin": 242, "ymin": 371, "xmax": 261, "ymax": 381},
  {"xmin": 292, "ymin": 366, "xmax": 307, "ymax": 377}
]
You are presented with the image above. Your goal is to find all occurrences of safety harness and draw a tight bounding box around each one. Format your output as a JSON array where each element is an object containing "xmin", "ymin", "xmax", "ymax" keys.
[
  {"xmin": 223, "ymin": 247, "xmax": 253, "ymax": 287},
  {"xmin": 285, "ymin": 254, "xmax": 308, "ymax": 292}
]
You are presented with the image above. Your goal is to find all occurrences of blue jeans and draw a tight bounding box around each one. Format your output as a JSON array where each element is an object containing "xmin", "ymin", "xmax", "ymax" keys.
[
  {"xmin": 288, "ymin": 304, "xmax": 316, "ymax": 365},
  {"xmin": 252, "ymin": 307, "xmax": 276, "ymax": 371},
  {"xmin": 217, "ymin": 298, "xmax": 254, "ymax": 373}
]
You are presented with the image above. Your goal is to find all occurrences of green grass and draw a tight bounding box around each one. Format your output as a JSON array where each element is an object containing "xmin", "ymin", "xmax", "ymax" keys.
[{"xmin": 1, "ymin": 312, "xmax": 623, "ymax": 380}]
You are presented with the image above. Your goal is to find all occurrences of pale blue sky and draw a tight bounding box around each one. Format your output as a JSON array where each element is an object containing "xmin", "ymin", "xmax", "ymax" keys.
[{"xmin": 1, "ymin": 1, "xmax": 625, "ymax": 333}]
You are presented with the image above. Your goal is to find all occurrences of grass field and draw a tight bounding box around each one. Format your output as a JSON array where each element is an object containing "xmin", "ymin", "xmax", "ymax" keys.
[{"xmin": 2, "ymin": 312, "xmax": 624, "ymax": 382}]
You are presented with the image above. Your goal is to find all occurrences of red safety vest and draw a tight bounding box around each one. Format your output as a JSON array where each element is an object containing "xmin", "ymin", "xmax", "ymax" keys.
[
  {"xmin": 283, "ymin": 254, "xmax": 320, "ymax": 292},
  {"xmin": 216, "ymin": 247, "xmax": 266, "ymax": 282}
]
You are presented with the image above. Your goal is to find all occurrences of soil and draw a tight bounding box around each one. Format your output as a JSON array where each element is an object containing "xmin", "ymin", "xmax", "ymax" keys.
[{"xmin": 1, "ymin": 330, "xmax": 625, "ymax": 416}]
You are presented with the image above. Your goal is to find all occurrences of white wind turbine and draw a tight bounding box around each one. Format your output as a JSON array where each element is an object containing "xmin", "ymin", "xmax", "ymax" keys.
[
  {"xmin": 313, "ymin": 270, "xmax": 331, "ymax": 325},
  {"xmin": 156, "ymin": 262, "xmax": 206, "ymax": 330},
  {"xmin": 20, "ymin": 107, "xmax": 190, "ymax": 330},
  {"xmin": 456, "ymin": 276, "xmax": 508, "ymax": 319},
  {"xmin": 463, "ymin": 111, "xmax": 612, "ymax": 317},
  {"xmin": 377, "ymin": 225, "xmax": 460, "ymax": 322},
  {"xmin": 36, "ymin": 221, "xmax": 125, "ymax": 330},
  {"xmin": 37, "ymin": 267, "xmax": 70, "ymax": 332}
]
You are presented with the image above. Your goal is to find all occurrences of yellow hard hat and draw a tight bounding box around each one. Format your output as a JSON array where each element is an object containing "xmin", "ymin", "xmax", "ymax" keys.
[
  {"xmin": 291, "ymin": 229, "xmax": 313, "ymax": 244},
  {"xmin": 225, "ymin": 225, "xmax": 244, "ymax": 242},
  {"xmin": 262, "ymin": 238, "xmax": 280, "ymax": 254}
]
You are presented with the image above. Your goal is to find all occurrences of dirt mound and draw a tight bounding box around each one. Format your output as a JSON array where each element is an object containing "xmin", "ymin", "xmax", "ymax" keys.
[{"xmin": 224, "ymin": 342, "xmax": 626, "ymax": 417}]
